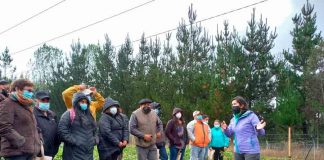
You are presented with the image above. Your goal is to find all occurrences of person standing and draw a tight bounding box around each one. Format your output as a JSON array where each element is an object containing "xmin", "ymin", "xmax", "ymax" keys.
[
  {"xmin": 165, "ymin": 107, "xmax": 188, "ymax": 160},
  {"xmin": 222, "ymin": 96, "xmax": 266, "ymax": 160},
  {"xmin": 62, "ymin": 84, "xmax": 105, "ymax": 119},
  {"xmin": 129, "ymin": 98, "xmax": 163, "ymax": 160},
  {"xmin": 0, "ymin": 80, "xmax": 10, "ymax": 102},
  {"xmin": 58, "ymin": 92, "xmax": 97, "ymax": 160},
  {"xmin": 0, "ymin": 79, "xmax": 41, "ymax": 160},
  {"xmin": 98, "ymin": 98, "xmax": 129, "ymax": 160},
  {"xmin": 187, "ymin": 112, "xmax": 210, "ymax": 160},
  {"xmin": 33, "ymin": 91, "xmax": 60, "ymax": 158},
  {"xmin": 209, "ymin": 120, "xmax": 230, "ymax": 160},
  {"xmin": 150, "ymin": 102, "xmax": 168, "ymax": 160}
]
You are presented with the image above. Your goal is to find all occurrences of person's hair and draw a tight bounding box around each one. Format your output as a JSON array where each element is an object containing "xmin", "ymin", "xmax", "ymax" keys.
[
  {"xmin": 202, "ymin": 114, "xmax": 209, "ymax": 119},
  {"xmin": 214, "ymin": 119, "xmax": 220, "ymax": 123},
  {"xmin": 10, "ymin": 79, "xmax": 33, "ymax": 92},
  {"xmin": 233, "ymin": 96, "xmax": 248, "ymax": 109},
  {"xmin": 0, "ymin": 80, "xmax": 9, "ymax": 85}
]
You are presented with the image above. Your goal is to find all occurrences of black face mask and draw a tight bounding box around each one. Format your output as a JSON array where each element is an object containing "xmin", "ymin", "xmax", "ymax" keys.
[
  {"xmin": 143, "ymin": 106, "xmax": 151, "ymax": 114},
  {"xmin": 232, "ymin": 105, "xmax": 241, "ymax": 115},
  {"xmin": 1, "ymin": 90, "xmax": 8, "ymax": 97}
]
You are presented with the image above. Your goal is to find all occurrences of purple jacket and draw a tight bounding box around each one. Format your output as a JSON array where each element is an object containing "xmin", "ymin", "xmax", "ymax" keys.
[{"xmin": 224, "ymin": 110, "xmax": 265, "ymax": 154}]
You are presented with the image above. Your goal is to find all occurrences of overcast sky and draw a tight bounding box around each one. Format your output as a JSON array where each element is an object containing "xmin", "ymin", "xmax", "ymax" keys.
[{"xmin": 0, "ymin": 0, "xmax": 323, "ymax": 76}]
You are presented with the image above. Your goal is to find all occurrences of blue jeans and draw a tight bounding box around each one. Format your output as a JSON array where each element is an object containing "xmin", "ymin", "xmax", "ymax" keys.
[
  {"xmin": 158, "ymin": 145, "xmax": 168, "ymax": 160},
  {"xmin": 190, "ymin": 145, "xmax": 205, "ymax": 160},
  {"xmin": 169, "ymin": 145, "xmax": 186, "ymax": 160}
]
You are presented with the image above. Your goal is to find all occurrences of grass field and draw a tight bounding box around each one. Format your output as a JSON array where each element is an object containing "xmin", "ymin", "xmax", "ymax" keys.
[{"xmin": 52, "ymin": 145, "xmax": 294, "ymax": 160}]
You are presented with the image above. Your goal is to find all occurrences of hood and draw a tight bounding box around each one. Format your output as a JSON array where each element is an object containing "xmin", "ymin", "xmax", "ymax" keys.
[
  {"xmin": 103, "ymin": 97, "xmax": 120, "ymax": 111},
  {"xmin": 172, "ymin": 107, "xmax": 182, "ymax": 116},
  {"xmin": 72, "ymin": 92, "xmax": 90, "ymax": 109},
  {"xmin": 150, "ymin": 102, "xmax": 161, "ymax": 109}
]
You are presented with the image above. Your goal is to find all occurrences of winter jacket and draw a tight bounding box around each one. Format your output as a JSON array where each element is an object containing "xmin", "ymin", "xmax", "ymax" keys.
[
  {"xmin": 62, "ymin": 85, "xmax": 105, "ymax": 119},
  {"xmin": 58, "ymin": 92, "xmax": 97, "ymax": 160},
  {"xmin": 33, "ymin": 107, "xmax": 60, "ymax": 157},
  {"xmin": 224, "ymin": 110, "xmax": 265, "ymax": 154},
  {"xmin": 0, "ymin": 97, "xmax": 41, "ymax": 157},
  {"xmin": 129, "ymin": 108, "xmax": 163, "ymax": 147},
  {"xmin": 187, "ymin": 119, "xmax": 210, "ymax": 147},
  {"xmin": 165, "ymin": 108, "xmax": 189, "ymax": 148},
  {"xmin": 209, "ymin": 127, "xmax": 229, "ymax": 148},
  {"xmin": 98, "ymin": 98, "xmax": 129, "ymax": 159}
]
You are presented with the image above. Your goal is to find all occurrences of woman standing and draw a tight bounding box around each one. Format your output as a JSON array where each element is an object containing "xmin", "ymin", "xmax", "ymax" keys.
[
  {"xmin": 58, "ymin": 92, "xmax": 97, "ymax": 160},
  {"xmin": 98, "ymin": 98, "xmax": 129, "ymax": 160},
  {"xmin": 222, "ymin": 96, "xmax": 266, "ymax": 160},
  {"xmin": 165, "ymin": 107, "xmax": 189, "ymax": 160},
  {"xmin": 209, "ymin": 120, "xmax": 229, "ymax": 160}
]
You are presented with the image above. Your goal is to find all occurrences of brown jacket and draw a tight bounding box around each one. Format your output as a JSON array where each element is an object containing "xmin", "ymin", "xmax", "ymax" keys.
[{"xmin": 0, "ymin": 98, "xmax": 41, "ymax": 157}]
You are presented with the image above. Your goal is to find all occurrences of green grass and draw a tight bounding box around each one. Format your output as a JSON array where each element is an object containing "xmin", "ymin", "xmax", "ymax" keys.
[{"xmin": 54, "ymin": 145, "xmax": 234, "ymax": 160}]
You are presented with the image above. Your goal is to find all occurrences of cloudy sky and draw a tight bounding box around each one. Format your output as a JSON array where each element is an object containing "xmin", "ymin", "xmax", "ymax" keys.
[{"xmin": 0, "ymin": 0, "xmax": 323, "ymax": 76}]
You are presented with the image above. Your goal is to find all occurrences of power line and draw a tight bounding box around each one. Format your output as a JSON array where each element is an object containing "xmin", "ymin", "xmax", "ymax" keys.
[
  {"xmin": 0, "ymin": 0, "xmax": 66, "ymax": 36},
  {"xmin": 11, "ymin": 0, "xmax": 155, "ymax": 55},
  {"xmin": 115, "ymin": 0, "xmax": 268, "ymax": 48}
]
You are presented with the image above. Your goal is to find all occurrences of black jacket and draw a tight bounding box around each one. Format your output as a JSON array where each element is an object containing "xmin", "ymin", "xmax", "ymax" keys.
[
  {"xmin": 58, "ymin": 92, "xmax": 97, "ymax": 160},
  {"xmin": 98, "ymin": 98, "xmax": 129, "ymax": 159},
  {"xmin": 33, "ymin": 107, "xmax": 60, "ymax": 157}
]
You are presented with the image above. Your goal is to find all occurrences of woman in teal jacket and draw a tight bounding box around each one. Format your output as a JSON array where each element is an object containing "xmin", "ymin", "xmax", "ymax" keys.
[{"xmin": 209, "ymin": 120, "xmax": 229, "ymax": 160}]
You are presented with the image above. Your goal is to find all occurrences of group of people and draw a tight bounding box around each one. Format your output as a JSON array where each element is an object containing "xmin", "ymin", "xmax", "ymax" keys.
[{"xmin": 0, "ymin": 79, "xmax": 266, "ymax": 160}]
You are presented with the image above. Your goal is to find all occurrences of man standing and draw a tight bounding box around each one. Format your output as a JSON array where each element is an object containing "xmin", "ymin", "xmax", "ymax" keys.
[
  {"xmin": 33, "ymin": 91, "xmax": 60, "ymax": 158},
  {"xmin": 187, "ymin": 112, "xmax": 210, "ymax": 160},
  {"xmin": 0, "ymin": 80, "xmax": 9, "ymax": 102},
  {"xmin": 129, "ymin": 99, "xmax": 163, "ymax": 160}
]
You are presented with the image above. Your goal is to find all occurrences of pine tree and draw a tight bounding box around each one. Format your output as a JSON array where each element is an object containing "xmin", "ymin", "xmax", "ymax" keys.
[{"xmin": 0, "ymin": 47, "xmax": 15, "ymax": 80}]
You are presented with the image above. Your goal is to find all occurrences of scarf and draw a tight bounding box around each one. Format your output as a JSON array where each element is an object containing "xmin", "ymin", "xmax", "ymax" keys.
[{"xmin": 11, "ymin": 91, "xmax": 35, "ymax": 108}]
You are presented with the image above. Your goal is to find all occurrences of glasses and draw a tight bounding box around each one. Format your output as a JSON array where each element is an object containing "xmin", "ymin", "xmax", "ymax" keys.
[
  {"xmin": 80, "ymin": 99, "xmax": 88, "ymax": 103},
  {"xmin": 40, "ymin": 98, "xmax": 50, "ymax": 103}
]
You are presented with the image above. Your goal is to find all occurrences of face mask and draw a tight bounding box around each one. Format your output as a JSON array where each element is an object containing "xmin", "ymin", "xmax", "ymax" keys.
[
  {"xmin": 214, "ymin": 125, "xmax": 220, "ymax": 128},
  {"xmin": 87, "ymin": 96, "xmax": 92, "ymax": 102},
  {"xmin": 153, "ymin": 109, "xmax": 160, "ymax": 115},
  {"xmin": 232, "ymin": 105, "xmax": 241, "ymax": 115},
  {"xmin": 204, "ymin": 121, "xmax": 209, "ymax": 124},
  {"xmin": 196, "ymin": 115, "xmax": 203, "ymax": 120},
  {"xmin": 175, "ymin": 112, "xmax": 182, "ymax": 119},
  {"xmin": 80, "ymin": 103, "xmax": 88, "ymax": 111},
  {"xmin": 39, "ymin": 102, "xmax": 50, "ymax": 111},
  {"xmin": 23, "ymin": 90, "xmax": 33, "ymax": 99},
  {"xmin": 143, "ymin": 106, "xmax": 151, "ymax": 114},
  {"xmin": 110, "ymin": 107, "xmax": 118, "ymax": 115}
]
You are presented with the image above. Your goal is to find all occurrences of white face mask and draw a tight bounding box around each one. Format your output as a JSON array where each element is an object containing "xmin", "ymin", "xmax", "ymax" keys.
[
  {"xmin": 175, "ymin": 112, "xmax": 182, "ymax": 119},
  {"xmin": 110, "ymin": 107, "xmax": 118, "ymax": 115}
]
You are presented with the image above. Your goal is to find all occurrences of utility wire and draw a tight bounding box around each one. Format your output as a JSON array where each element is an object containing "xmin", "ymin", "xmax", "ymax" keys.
[
  {"xmin": 0, "ymin": 0, "xmax": 66, "ymax": 36},
  {"xmin": 115, "ymin": 0, "xmax": 268, "ymax": 48},
  {"xmin": 11, "ymin": 0, "xmax": 155, "ymax": 55}
]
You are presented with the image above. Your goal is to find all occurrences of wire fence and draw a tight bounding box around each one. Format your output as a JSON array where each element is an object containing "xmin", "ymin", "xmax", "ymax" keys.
[{"xmin": 258, "ymin": 134, "xmax": 324, "ymax": 160}]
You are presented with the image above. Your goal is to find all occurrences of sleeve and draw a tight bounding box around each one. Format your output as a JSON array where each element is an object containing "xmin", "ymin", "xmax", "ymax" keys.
[
  {"xmin": 53, "ymin": 114, "xmax": 61, "ymax": 149},
  {"xmin": 165, "ymin": 120, "xmax": 177, "ymax": 144},
  {"xmin": 224, "ymin": 118, "xmax": 234, "ymax": 137},
  {"xmin": 186, "ymin": 121, "xmax": 195, "ymax": 142},
  {"xmin": 62, "ymin": 85, "xmax": 81, "ymax": 109},
  {"xmin": 0, "ymin": 102, "xmax": 26, "ymax": 148},
  {"xmin": 129, "ymin": 113, "xmax": 144, "ymax": 138},
  {"xmin": 58, "ymin": 111, "xmax": 77, "ymax": 145},
  {"xmin": 156, "ymin": 116, "xmax": 163, "ymax": 132},
  {"xmin": 251, "ymin": 113, "xmax": 265, "ymax": 136},
  {"xmin": 90, "ymin": 92, "xmax": 105, "ymax": 112},
  {"xmin": 121, "ymin": 114, "xmax": 129, "ymax": 142},
  {"xmin": 98, "ymin": 116, "xmax": 120, "ymax": 146}
]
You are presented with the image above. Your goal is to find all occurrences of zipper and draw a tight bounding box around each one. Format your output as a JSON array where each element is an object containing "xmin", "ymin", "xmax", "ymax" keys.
[{"xmin": 201, "ymin": 123, "xmax": 205, "ymax": 145}]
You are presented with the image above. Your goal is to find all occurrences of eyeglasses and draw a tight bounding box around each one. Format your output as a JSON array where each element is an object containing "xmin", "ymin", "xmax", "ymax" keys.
[{"xmin": 40, "ymin": 98, "xmax": 50, "ymax": 103}]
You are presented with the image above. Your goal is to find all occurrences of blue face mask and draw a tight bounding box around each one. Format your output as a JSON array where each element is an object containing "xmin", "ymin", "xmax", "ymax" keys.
[
  {"xmin": 39, "ymin": 102, "xmax": 50, "ymax": 111},
  {"xmin": 23, "ymin": 90, "xmax": 33, "ymax": 99},
  {"xmin": 197, "ymin": 115, "xmax": 203, "ymax": 120},
  {"xmin": 80, "ymin": 103, "xmax": 88, "ymax": 111},
  {"xmin": 214, "ymin": 125, "xmax": 220, "ymax": 128}
]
